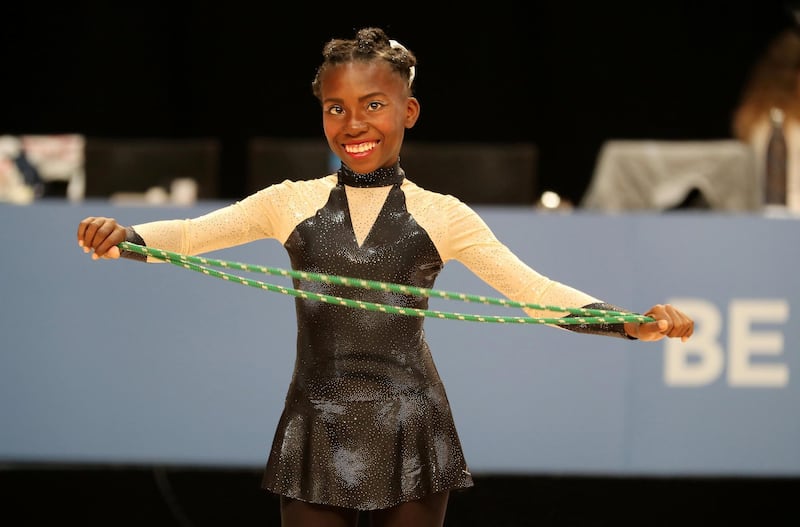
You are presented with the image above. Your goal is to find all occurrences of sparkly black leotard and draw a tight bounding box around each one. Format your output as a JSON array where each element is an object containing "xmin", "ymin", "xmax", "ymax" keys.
[{"xmin": 126, "ymin": 162, "xmax": 630, "ymax": 510}]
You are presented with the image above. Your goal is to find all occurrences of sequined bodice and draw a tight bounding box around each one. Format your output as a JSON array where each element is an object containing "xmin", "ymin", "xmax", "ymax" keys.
[{"xmin": 283, "ymin": 166, "xmax": 444, "ymax": 401}]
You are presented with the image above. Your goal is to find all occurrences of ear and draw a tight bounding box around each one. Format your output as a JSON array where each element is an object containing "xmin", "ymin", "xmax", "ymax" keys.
[{"xmin": 405, "ymin": 97, "xmax": 421, "ymax": 129}]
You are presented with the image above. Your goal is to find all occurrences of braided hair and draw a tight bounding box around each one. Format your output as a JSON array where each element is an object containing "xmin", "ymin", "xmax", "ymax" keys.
[{"xmin": 311, "ymin": 27, "xmax": 417, "ymax": 100}]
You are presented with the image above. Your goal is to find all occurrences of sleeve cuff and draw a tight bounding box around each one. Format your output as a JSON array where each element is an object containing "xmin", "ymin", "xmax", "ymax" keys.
[
  {"xmin": 118, "ymin": 227, "xmax": 147, "ymax": 262},
  {"xmin": 558, "ymin": 302, "xmax": 637, "ymax": 340}
]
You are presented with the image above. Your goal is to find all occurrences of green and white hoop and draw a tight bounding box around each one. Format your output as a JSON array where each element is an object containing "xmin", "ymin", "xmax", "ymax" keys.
[{"xmin": 118, "ymin": 241, "xmax": 653, "ymax": 326}]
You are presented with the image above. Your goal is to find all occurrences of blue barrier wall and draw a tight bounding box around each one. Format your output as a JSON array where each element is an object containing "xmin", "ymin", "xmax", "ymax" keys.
[{"xmin": 1, "ymin": 201, "xmax": 797, "ymax": 475}]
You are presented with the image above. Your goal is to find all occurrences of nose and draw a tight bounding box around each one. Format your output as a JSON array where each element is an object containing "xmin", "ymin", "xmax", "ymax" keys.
[{"xmin": 344, "ymin": 109, "xmax": 368, "ymax": 134}]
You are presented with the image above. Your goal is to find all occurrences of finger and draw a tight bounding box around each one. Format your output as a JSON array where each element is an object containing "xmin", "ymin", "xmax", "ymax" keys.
[
  {"xmin": 664, "ymin": 305, "xmax": 692, "ymax": 338},
  {"xmin": 677, "ymin": 317, "xmax": 694, "ymax": 341},
  {"xmin": 84, "ymin": 219, "xmax": 109, "ymax": 255},
  {"xmin": 94, "ymin": 228, "xmax": 123, "ymax": 258},
  {"xmin": 92, "ymin": 248, "xmax": 121, "ymax": 260},
  {"xmin": 638, "ymin": 321, "xmax": 666, "ymax": 341},
  {"xmin": 660, "ymin": 305, "xmax": 695, "ymax": 341},
  {"xmin": 84, "ymin": 218, "xmax": 109, "ymax": 254},
  {"xmin": 84, "ymin": 218, "xmax": 120, "ymax": 257},
  {"xmin": 78, "ymin": 217, "xmax": 100, "ymax": 248},
  {"xmin": 76, "ymin": 217, "xmax": 93, "ymax": 247}
]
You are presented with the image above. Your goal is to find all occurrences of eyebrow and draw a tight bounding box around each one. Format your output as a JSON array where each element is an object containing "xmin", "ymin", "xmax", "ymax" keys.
[{"xmin": 323, "ymin": 91, "xmax": 388, "ymax": 105}]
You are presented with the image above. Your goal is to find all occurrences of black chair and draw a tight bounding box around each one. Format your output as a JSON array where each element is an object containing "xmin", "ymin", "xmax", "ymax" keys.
[
  {"xmin": 399, "ymin": 141, "xmax": 538, "ymax": 205},
  {"xmin": 247, "ymin": 137, "xmax": 538, "ymax": 205},
  {"xmin": 246, "ymin": 137, "xmax": 334, "ymax": 194},
  {"xmin": 84, "ymin": 138, "xmax": 221, "ymax": 200}
]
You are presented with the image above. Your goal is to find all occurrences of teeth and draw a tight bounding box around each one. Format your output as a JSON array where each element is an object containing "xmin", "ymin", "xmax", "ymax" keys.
[{"xmin": 345, "ymin": 141, "xmax": 377, "ymax": 153}]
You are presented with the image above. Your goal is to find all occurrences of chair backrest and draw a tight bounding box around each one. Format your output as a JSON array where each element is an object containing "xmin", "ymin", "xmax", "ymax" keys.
[
  {"xmin": 84, "ymin": 138, "xmax": 220, "ymax": 200},
  {"xmin": 581, "ymin": 140, "xmax": 760, "ymax": 212},
  {"xmin": 399, "ymin": 141, "xmax": 538, "ymax": 205},
  {"xmin": 247, "ymin": 137, "xmax": 538, "ymax": 205},
  {"xmin": 246, "ymin": 137, "xmax": 334, "ymax": 194}
]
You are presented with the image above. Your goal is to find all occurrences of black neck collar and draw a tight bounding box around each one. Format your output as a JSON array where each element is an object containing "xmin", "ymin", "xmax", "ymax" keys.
[{"xmin": 337, "ymin": 162, "xmax": 404, "ymax": 188}]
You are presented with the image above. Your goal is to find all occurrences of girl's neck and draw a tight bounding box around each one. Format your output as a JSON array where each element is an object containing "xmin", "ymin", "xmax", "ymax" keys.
[{"xmin": 337, "ymin": 162, "xmax": 403, "ymax": 188}]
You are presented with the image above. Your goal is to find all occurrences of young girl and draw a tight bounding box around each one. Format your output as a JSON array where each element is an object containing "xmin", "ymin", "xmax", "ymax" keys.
[{"xmin": 76, "ymin": 26, "xmax": 694, "ymax": 527}]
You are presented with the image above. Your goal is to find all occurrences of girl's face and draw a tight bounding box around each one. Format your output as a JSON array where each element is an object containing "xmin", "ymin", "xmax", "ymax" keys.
[{"xmin": 319, "ymin": 60, "xmax": 420, "ymax": 174}]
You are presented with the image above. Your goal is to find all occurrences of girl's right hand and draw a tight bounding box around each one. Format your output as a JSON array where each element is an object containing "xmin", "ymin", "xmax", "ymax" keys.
[{"xmin": 76, "ymin": 216, "xmax": 127, "ymax": 260}]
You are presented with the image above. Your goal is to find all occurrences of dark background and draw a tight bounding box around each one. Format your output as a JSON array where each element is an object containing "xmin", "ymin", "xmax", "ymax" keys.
[
  {"xmin": 3, "ymin": 2, "xmax": 800, "ymax": 525},
  {"xmin": 3, "ymin": 1, "xmax": 797, "ymax": 204}
]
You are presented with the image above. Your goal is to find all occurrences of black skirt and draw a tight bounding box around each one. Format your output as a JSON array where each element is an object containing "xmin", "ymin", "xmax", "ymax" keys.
[{"xmin": 261, "ymin": 381, "xmax": 474, "ymax": 510}]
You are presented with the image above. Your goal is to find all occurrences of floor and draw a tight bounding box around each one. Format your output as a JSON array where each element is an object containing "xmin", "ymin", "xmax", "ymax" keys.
[{"xmin": 1, "ymin": 466, "xmax": 797, "ymax": 526}]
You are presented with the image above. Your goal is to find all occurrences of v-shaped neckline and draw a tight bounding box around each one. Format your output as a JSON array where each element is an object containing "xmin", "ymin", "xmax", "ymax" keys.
[{"xmin": 344, "ymin": 185, "xmax": 394, "ymax": 248}]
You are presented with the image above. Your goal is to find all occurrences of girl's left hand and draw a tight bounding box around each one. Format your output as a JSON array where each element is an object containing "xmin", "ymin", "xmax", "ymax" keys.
[{"xmin": 626, "ymin": 303, "xmax": 694, "ymax": 342}]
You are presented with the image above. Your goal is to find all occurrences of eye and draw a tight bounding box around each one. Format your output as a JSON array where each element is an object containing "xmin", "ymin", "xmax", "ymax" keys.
[
  {"xmin": 367, "ymin": 101, "xmax": 384, "ymax": 111},
  {"xmin": 326, "ymin": 105, "xmax": 344, "ymax": 115}
]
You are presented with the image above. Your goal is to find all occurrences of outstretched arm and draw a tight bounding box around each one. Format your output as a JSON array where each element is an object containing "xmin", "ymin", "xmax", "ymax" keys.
[{"xmin": 421, "ymin": 196, "xmax": 694, "ymax": 343}]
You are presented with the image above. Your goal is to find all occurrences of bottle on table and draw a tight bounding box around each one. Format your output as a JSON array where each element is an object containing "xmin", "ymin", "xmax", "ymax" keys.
[{"xmin": 764, "ymin": 107, "xmax": 788, "ymax": 212}]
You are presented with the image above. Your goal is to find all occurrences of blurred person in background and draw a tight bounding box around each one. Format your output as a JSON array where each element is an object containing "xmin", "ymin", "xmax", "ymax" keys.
[{"xmin": 733, "ymin": 26, "xmax": 800, "ymax": 212}]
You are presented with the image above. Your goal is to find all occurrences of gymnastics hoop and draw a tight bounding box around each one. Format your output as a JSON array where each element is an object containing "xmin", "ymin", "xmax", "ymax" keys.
[{"xmin": 118, "ymin": 241, "xmax": 653, "ymax": 326}]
